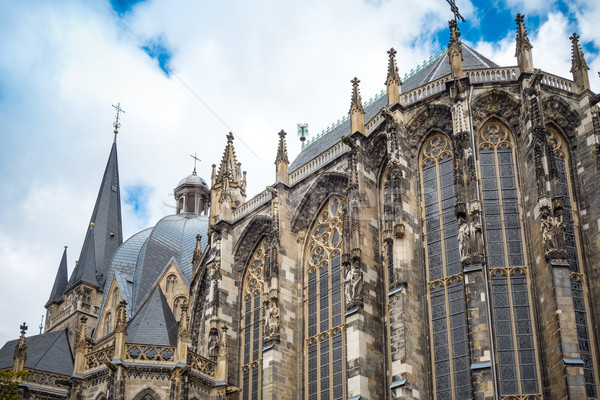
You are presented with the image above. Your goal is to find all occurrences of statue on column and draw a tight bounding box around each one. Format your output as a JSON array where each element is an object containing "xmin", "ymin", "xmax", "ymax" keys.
[
  {"xmin": 344, "ymin": 259, "xmax": 363, "ymax": 309},
  {"xmin": 541, "ymin": 202, "xmax": 566, "ymax": 261},
  {"xmin": 263, "ymin": 300, "xmax": 280, "ymax": 344},
  {"xmin": 207, "ymin": 328, "xmax": 220, "ymax": 360},
  {"xmin": 458, "ymin": 216, "xmax": 484, "ymax": 265}
]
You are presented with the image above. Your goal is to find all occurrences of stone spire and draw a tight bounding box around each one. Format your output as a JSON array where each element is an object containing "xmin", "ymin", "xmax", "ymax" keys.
[
  {"xmin": 210, "ymin": 133, "xmax": 247, "ymax": 223},
  {"xmin": 570, "ymin": 33, "xmax": 590, "ymax": 92},
  {"xmin": 45, "ymin": 246, "xmax": 69, "ymax": 308},
  {"xmin": 448, "ymin": 20, "xmax": 463, "ymax": 78},
  {"xmin": 515, "ymin": 14, "xmax": 534, "ymax": 73},
  {"xmin": 67, "ymin": 130, "xmax": 123, "ymax": 290},
  {"xmin": 349, "ymin": 77, "xmax": 365, "ymax": 135},
  {"xmin": 12, "ymin": 323, "xmax": 27, "ymax": 373},
  {"xmin": 275, "ymin": 130, "xmax": 289, "ymax": 185},
  {"xmin": 386, "ymin": 48, "xmax": 402, "ymax": 105}
]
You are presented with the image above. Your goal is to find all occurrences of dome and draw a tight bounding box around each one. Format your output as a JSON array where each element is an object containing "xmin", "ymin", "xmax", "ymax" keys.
[
  {"xmin": 177, "ymin": 173, "xmax": 208, "ymax": 189},
  {"xmin": 103, "ymin": 213, "xmax": 209, "ymax": 314}
]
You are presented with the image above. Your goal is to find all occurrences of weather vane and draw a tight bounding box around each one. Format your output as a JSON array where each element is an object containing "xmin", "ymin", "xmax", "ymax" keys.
[
  {"xmin": 446, "ymin": 0, "xmax": 465, "ymax": 22},
  {"xmin": 190, "ymin": 153, "xmax": 201, "ymax": 174},
  {"xmin": 112, "ymin": 102, "xmax": 125, "ymax": 133}
]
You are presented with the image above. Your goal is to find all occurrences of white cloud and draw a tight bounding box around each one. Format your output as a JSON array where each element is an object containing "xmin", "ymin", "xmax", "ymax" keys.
[{"xmin": 0, "ymin": 0, "xmax": 598, "ymax": 346}]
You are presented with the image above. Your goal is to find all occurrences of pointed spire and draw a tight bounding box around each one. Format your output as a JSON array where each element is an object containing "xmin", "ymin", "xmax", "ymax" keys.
[
  {"xmin": 46, "ymin": 246, "xmax": 69, "ymax": 307},
  {"xmin": 448, "ymin": 20, "xmax": 463, "ymax": 78},
  {"xmin": 386, "ymin": 48, "xmax": 401, "ymax": 105},
  {"xmin": 515, "ymin": 14, "xmax": 534, "ymax": 73},
  {"xmin": 275, "ymin": 130, "xmax": 289, "ymax": 185},
  {"xmin": 215, "ymin": 132, "xmax": 242, "ymax": 187},
  {"xmin": 12, "ymin": 323, "xmax": 27, "ymax": 373},
  {"xmin": 67, "ymin": 125, "xmax": 123, "ymax": 290},
  {"xmin": 349, "ymin": 78, "xmax": 365, "ymax": 135},
  {"xmin": 570, "ymin": 33, "xmax": 591, "ymax": 92}
]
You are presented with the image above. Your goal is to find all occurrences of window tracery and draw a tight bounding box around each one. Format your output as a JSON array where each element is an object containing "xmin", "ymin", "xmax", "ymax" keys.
[
  {"xmin": 240, "ymin": 237, "xmax": 267, "ymax": 400},
  {"xmin": 104, "ymin": 313, "xmax": 112, "ymax": 336},
  {"xmin": 477, "ymin": 121, "xmax": 539, "ymax": 395},
  {"xmin": 419, "ymin": 134, "xmax": 470, "ymax": 399},
  {"xmin": 547, "ymin": 129, "xmax": 597, "ymax": 398},
  {"xmin": 166, "ymin": 275, "xmax": 177, "ymax": 293},
  {"xmin": 305, "ymin": 197, "xmax": 345, "ymax": 400}
]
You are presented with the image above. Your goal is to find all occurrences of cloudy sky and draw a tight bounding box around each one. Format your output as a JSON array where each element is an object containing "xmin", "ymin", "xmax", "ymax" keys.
[{"xmin": 0, "ymin": 0, "xmax": 598, "ymax": 345}]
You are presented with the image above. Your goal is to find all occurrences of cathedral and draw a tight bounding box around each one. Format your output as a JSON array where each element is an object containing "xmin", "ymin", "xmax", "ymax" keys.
[{"xmin": 1, "ymin": 14, "xmax": 600, "ymax": 400}]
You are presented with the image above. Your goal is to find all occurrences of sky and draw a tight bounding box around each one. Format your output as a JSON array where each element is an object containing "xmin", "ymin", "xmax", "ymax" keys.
[{"xmin": 0, "ymin": 0, "xmax": 599, "ymax": 346}]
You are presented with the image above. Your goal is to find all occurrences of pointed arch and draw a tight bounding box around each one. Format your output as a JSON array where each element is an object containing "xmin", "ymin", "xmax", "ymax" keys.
[
  {"xmin": 132, "ymin": 388, "xmax": 160, "ymax": 400},
  {"xmin": 239, "ymin": 237, "xmax": 268, "ymax": 400},
  {"xmin": 471, "ymin": 89, "xmax": 521, "ymax": 135},
  {"xmin": 291, "ymin": 173, "xmax": 347, "ymax": 234},
  {"xmin": 304, "ymin": 196, "xmax": 346, "ymax": 400},
  {"xmin": 406, "ymin": 104, "xmax": 453, "ymax": 157},
  {"xmin": 233, "ymin": 214, "xmax": 271, "ymax": 276},
  {"xmin": 542, "ymin": 95, "xmax": 581, "ymax": 139}
]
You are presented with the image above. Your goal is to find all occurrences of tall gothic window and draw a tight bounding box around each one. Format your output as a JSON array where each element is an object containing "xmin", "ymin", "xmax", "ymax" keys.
[
  {"xmin": 166, "ymin": 275, "xmax": 177, "ymax": 293},
  {"xmin": 104, "ymin": 312, "xmax": 112, "ymax": 336},
  {"xmin": 478, "ymin": 121, "xmax": 540, "ymax": 395},
  {"xmin": 240, "ymin": 237, "xmax": 267, "ymax": 400},
  {"xmin": 548, "ymin": 129, "xmax": 598, "ymax": 397},
  {"xmin": 420, "ymin": 134, "xmax": 471, "ymax": 399},
  {"xmin": 304, "ymin": 197, "xmax": 345, "ymax": 400}
]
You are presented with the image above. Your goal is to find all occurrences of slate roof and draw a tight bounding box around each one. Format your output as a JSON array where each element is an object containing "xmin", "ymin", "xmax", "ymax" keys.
[
  {"xmin": 67, "ymin": 140, "xmax": 123, "ymax": 290},
  {"xmin": 130, "ymin": 214, "xmax": 209, "ymax": 313},
  {"xmin": 288, "ymin": 44, "xmax": 498, "ymax": 173},
  {"xmin": 126, "ymin": 286, "xmax": 178, "ymax": 346},
  {"xmin": 0, "ymin": 330, "xmax": 73, "ymax": 376},
  {"xmin": 45, "ymin": 247, "xmax": 69, "ymax": 307}
]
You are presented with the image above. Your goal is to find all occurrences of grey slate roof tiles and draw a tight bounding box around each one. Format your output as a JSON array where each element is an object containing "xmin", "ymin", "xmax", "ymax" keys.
[
  {"xmin": 0, "ymin": 330, "xmax": 73, "ymax": 376},
  {"xmin": 289, "ymin": 44, "xmax": 498, "ymax": 173},
  {"xmin": 67, "ymin": 141, "xmax": 123, "ymax": 290},
  {"xmin": 126, "ymin": 286, "xmax": 178, "ymax": 346},
  {"xmin": 45, "ymin": 247, "xmax": 69, "ymax": 307}
]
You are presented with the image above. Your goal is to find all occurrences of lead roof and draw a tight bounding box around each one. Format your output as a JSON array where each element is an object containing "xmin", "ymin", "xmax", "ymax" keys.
[
  {"xmin": 46, "ymin": 247, "xmax": 69, "ymax": 307},
  {"xmin": 126, "ymin": 286, "xmax": 178, "ymax": 346}
]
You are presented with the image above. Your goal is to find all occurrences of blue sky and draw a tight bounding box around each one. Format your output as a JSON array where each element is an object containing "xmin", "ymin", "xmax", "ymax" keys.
[{"xmin": 0, "ymin": 0, "xmax": 599, "ymax": 345}]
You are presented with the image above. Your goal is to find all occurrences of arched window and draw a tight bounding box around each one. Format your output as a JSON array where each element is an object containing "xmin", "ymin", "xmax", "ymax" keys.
[
  {"xmin": 548, "ymin": 129, "xmax": 597, "ymax": 397},
  {"xmin": 420, "ymin": 134, "xmax": 471, "ymax": 399},
  {"xmin": 305, "ymin": 196, "xmax": 345, "ymax": 400},
  {"xmin": 173, "ymin": 296, "xmax": 188, "ymax": 320},
  {"xmin": 132, "ymin": 389, "xmax": 158, "ymax": 400},
  {"xmin": 104, "ymin": 312, "xmax": 112, "ymax": 336},
  {"xmin": 166, "ymin": 275, "xmax": 177, "ymax": 293},
  {"xmin": 240, "ymin": 237, "xmax": 267, "ymax": 400},
  {"xmin": 477, "ymin": 121, "xmax": 539, "ymax": 395}
]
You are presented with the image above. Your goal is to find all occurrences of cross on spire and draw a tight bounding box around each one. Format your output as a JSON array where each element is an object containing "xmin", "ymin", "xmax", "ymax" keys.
[
  {"xmin": 446, "ymin": 0, "xmax": 465, "ymax": 22},
  {"xmin": 190, "ymin": 153, "xmax": 201, "ymax": 175},
  {"xmin": 112, "ymin": 102, "xmax": 125, "ymax": 134},
  {"xmin": 20, "ymin": 322, "xmax": 28, "ymax": 336}
]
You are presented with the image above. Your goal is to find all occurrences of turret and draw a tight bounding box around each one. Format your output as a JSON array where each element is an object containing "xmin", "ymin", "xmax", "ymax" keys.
[
  {"xmin": 570, "ymin": 33, "xmax": 590, "ymax": 92},
  {"xmin": 275, "ymin": 130, "xmax": 289, "ymax": 185},
  {"xmin": 448, "ymin": 20, "xmax": 463, "ymax": 78},
  {"xmin": 386, "ymin": 48, "xmax": 402, "ymax": 105},
  {"xmin": 349, "ymin": 77, "xmax": 365, "ymax": 135},
  {"xmin": 12, "ymin": 323, "xmax": 27, "ymax": 373},
  {"xmin": 515, "ymin": 14, "xmax": 534, "ymax": 73},
  {"xmin": 209, "ymin": 133, "xmax": 247, "ymax": 224}
]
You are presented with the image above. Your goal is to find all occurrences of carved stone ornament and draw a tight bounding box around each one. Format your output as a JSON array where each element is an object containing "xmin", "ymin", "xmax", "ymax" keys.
[
  {"xmin": 540, "ymin": 200, "xmax": 567, "ymax": 261},
  {"xmin": 457, "ymin": 217, "xmax": 484, "ymax": 266},
  {"xmin": 394, "ymin": 223, "xmax": 405, "ymax": 239},
  {"xmin": 263, "ymin": 300, "xmax": 280, "ymax": 345},
  {"xmin": 207, "ymin": 328, "xmax": 220, "ymax": 361},
  {"xmin": 344, "ymin": 259, "xmax": 363, "ymax": 309}
]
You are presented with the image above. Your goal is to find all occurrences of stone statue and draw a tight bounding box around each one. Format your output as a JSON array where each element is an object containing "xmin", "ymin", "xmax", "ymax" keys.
[
  {"xmin": 458, "ymin": 217, "xmax": 484, "ymax": 264},
  {"xmin": 541, "ymin": 208, "xmax": 566, "ymax": 260},
  {"xmin": 344, "ymin": 260, "xmax": 363, "ymax": 308},
  {"xmin": 207, "ymin": 328, "xmax": 220, "ymax": 360},
  {"xmin": 263, "ymin": 301, "xmax": 280, "ymax": 343}
]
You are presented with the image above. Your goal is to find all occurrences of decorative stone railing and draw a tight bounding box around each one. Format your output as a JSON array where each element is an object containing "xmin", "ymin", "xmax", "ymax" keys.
[
  {"xmin": 289, "ymin": 141, "xmax": 349, "ymax": 185},
  {"xmin": 467, "ymin": 67, "xmax": 519, "ymax": 83},
  {"xmin": 402, "ymin": 75, "xmax": 451, "ymax": 105},
  {"xmin": 540, "ymin": 72, "xmax": 574, "ymax": 92},
  {"xmin": 187, "ymin": 350, "xmax": 216, "ymax": 378},
  {"xmin": 25, "ymin": 368, "xmax": 70, "ymax": 389},
  {"xmin": 84, "ymin": 345, "xmax": 114, "ymax": 371},
  {"xmin": 365, "ymin": 112, "xmax": 385, "ymax": 136},
  {"xmin": 232, "ymin": 189, "xmax": 272, "ymax": 221},
  {"xmin": 124, "ymin": 344, "xmax": 176, "ymax": 363}
]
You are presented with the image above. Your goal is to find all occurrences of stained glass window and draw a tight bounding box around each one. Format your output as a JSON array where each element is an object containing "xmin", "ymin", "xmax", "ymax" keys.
[
  {"xmin": 420, "ymin": 134, "xmax": 471, "ymax": 399},
  {"xmin": 240, "ymin": 238, "xmax": 267, "ymax": 400},
  {"xmin": 478, "ymin": 122, "xmax": 539, "ymax": 395},
  {"xmin": 549, "ymin": 130, "xmax": 597, "ymax": 397},
  {"xmin": 305, "ymin": 197, "xmax": 346, "ymax": 400}
]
